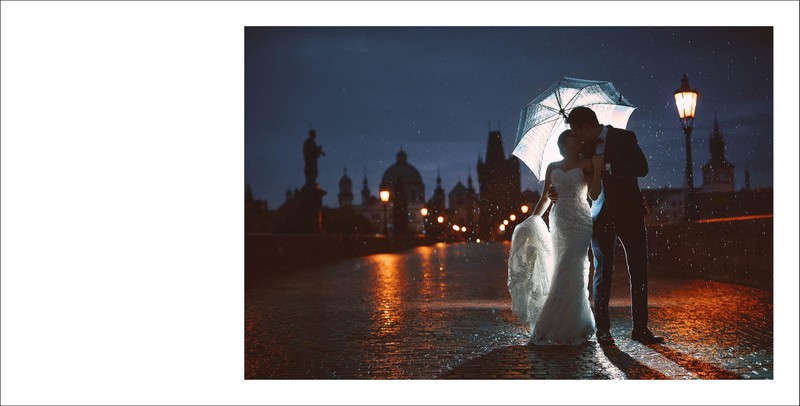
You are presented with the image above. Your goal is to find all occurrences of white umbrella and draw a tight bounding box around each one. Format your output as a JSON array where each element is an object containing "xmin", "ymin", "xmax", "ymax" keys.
[{"xmin": 512, "ymin": 77, "xmax": 637, "ymax": 180}]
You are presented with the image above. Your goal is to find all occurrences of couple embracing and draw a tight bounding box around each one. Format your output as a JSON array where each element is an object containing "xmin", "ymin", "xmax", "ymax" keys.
[{"xmin": 508, "ymin": 106, "xmax": 664, "ymax": 346}]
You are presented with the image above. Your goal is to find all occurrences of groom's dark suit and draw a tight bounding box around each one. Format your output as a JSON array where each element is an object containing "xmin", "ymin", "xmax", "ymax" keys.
[{"xmin": 587, "ymin": 125, "xmax": 650, "ymax": 332}]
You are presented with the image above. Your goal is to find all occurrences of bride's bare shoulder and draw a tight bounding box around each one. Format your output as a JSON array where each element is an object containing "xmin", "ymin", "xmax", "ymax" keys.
[{"xmin": 547, "ymin": 160, "xmax": 565, "ymax": 172}]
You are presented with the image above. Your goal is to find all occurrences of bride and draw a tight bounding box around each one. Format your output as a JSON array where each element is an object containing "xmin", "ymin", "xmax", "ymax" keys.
[{"xmin": 508, "ymin": 129, "xmax": 602, "ymax": 345}]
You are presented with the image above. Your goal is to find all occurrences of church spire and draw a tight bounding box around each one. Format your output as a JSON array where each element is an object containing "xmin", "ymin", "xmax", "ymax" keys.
[
  {"xmin": 701, "ymin": 112, "xmax": 735, "ymax": 193},
  {"xmin": 431, "ymin": 165, "xmax": 446, "ymax": 209},
  {"xmin": 710, "ymin": 111, "xmax": 727, "ymax": 163},
  {"xmin": 338, "ymin": 167, "xmax": 353, "ymax": 208},
  {"xmin": 485, "ymin": 129, "xmax": 506, "ymax": 164},
  {"xmin": 361, "ymin": 167, "xmax": 371, "ymax": 205},
  {"xmin": 339, "ymin": 167, "xmax": 352, "ymax": 186},
  {"xmin": 246, "ymin": 182, "xmax": 253, "ymax": 200}
]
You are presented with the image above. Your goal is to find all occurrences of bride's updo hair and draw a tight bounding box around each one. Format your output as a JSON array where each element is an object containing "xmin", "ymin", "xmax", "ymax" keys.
[{"xmin": 556, "ymin": 129, "xmax": 572, "ymax": 158}]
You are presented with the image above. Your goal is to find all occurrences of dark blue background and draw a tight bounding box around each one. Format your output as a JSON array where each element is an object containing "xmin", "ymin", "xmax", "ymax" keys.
[{"xmin": 245, "ymin": 27, "xmax": 772, "ymax": 208}]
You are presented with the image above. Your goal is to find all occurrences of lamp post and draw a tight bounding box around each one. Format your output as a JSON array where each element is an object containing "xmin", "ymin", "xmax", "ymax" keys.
[
  {"xmin": 674, "ymin": 73, "xmax": 699, "ymax": 222},
  {"xmin": 420, "ymin": 207, "xmax": 428, "ymax": 236},
  {"xmin": 380, "ymin": 189, "xmax": 390, "ymax": 236}
]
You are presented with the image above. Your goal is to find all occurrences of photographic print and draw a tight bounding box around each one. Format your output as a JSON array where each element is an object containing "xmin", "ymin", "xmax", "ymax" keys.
[{"xmin": 244, "ymin": 26, "xmax": 773, "ymax": 380}]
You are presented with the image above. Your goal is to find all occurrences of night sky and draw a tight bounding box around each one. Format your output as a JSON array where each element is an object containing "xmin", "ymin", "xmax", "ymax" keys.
[{"xmin": 245, "ymin": 26, "xmax": 773, "ymax": 208}]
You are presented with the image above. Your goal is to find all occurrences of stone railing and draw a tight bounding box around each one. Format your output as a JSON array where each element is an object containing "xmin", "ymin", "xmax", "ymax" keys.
[
  {"xmin": 646, "ymin": 218, "xmax": 772, "ymax": 289},
  {"xmin": 246, "ymin": 218, "xmax": 773, "ymax": 290}
]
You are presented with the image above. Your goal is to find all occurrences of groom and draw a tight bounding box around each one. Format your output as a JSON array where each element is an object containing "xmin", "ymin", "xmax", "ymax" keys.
[{"xmin": 558, "ymin": 106, "xmax": 665, "ymax": 345}]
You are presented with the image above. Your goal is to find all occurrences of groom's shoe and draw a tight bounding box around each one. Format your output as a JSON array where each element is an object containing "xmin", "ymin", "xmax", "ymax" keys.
[
  {"xmin": 596, "ymin": 330, "xmax": 614, "ymax": 345},
  {"xmin": 631, "ymin": 328, "xmax": 666, "ymax": 344}
]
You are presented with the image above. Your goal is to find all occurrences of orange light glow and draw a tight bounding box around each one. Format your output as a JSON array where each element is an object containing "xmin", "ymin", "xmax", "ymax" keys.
[
  {"xmin": 499, "ymin": 224, "xmax": 506, "ymax": 231},
  {"xmin": 437, "ymin": 216, "xmax": 444, "ymax": 224},
  {"xmin": 674, "ymin": 74, "xmax": 699, "ymax": 121},
  {"xmin": 420, "ymin": 208, "xmax": 428, "ymax": 216},
  {"xmin": 674, "ymin": 91, "xmax": 698, "ymax": 120},
  {"xmin": 379, "ymin": 190, "xmax": 390, "ymax": 202},
  {"xmin": 370, "ymin": 254, "xmax": 402, "ymax": 339},
  {"xmin": 694, "ymin": 214, "xmax": 773, "ymax": 224},
  {"xmin": 452, "ymin": 224, "xmax": 460, "ymax": 231},
  {"xmin": 509, "ymin": 214, "xmax": 517, "ymax": 221},
  {"xmin": 521, "ymin": 205, "xmax": 529, "ymax": 214}
]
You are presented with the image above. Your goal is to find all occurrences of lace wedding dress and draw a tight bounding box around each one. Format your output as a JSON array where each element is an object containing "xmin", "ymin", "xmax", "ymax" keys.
[{"xmin": 508, "ymin": 167, "xmax": 596, "ymax": 345}]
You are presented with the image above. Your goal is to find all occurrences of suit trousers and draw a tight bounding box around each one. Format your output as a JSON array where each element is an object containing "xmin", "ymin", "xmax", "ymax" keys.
[{"xmin": 591, "ymin": 212, "xmax": 649, "ymax": 331}]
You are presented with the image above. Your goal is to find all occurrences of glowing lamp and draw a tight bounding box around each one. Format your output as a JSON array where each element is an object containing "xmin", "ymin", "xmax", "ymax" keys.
[{"xmin": 674, "ymin": 73, "xmax": 699, "ymax": 128}]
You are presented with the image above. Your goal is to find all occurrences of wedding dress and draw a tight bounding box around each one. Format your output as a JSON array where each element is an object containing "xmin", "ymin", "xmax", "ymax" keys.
[{"xmin": 508, "ymin": 167, "xmax": 596, "ymax": 345}]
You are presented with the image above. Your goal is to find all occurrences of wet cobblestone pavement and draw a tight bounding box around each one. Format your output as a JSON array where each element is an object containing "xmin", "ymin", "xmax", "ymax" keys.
[{"xmin": 245, "ymin": 242, "xmax": 772, "ymax": 379}]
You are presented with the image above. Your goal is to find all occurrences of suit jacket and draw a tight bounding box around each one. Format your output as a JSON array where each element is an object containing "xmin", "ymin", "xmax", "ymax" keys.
[{"xmin": 589, "ymin": 125, "xmax": 649, "ymax": 222}]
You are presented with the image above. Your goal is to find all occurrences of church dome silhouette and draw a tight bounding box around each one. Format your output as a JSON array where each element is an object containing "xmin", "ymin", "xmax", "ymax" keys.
[
  {"xmin": 380, "ymin": 149, "xmax": 425, "ymax": 205},
  {"xmin": 380, "ymin": 149, "xmax": 423, "ymax": 187}
]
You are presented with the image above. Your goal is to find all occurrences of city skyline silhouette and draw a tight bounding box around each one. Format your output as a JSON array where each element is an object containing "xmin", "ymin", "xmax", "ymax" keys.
[{"xmin": 245, "ymin": 26, "xmax": 773, "ymax": 209}]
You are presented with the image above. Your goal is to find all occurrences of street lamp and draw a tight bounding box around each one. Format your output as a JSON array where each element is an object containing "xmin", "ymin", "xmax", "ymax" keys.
[
  {"xmin": 674, "ymin": 73, "xmax": 699, "ymax": 222},
  {"xmin": 380, "ymin": 189, "xmax": 390, "ymax": 235},
  {"xmin": 419, "ymin": 207, "xmax": 429, "ymax": 236},
  {"xmin": 509, "ymin": 214, "xmax": 517, "ymax": 221},
  {"xmin": 437, "ymin": 216, "xmax": 444, "ymax": 224},
  {"xmin": 521, "ymin": 205, "xmax": 529, "ymax": 214}
]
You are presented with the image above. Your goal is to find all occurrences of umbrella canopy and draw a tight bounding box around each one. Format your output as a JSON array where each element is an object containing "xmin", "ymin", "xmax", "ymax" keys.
[{"xmin": 512, "ymin": 77, "xmax": 637, "ymax": 180}]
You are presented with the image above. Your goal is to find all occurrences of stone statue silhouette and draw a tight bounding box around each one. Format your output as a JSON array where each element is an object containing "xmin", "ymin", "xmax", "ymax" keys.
[{"xmin": 303, "ymin": 129, "xmax": 325, "ymax": 186}]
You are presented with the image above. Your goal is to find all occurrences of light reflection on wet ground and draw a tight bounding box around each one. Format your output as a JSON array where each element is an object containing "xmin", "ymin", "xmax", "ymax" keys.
[{"xmin": 245, "ymin": 242, "xmax": 772, "ymax": 379}]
